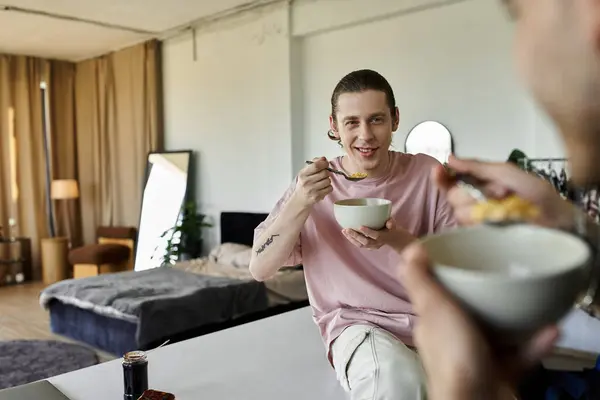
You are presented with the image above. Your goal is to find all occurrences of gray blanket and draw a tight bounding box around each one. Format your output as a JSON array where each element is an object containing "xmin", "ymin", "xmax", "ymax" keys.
[{"xmin": 39, "ymin": 267, "xmax": 268, "ymax": 348}]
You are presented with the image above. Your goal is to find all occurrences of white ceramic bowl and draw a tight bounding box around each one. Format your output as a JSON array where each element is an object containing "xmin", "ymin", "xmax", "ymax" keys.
[
  {"xmin": 333, "ymin": 198, "xmax": 392, "ymax": 230},
  {"xmin": 420, "ymin": 225, "xmax": 591, "ymax": 342}
]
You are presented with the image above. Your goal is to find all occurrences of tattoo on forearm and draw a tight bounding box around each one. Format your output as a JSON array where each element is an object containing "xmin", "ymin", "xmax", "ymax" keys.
[{"xmin": 255, "ymin": 234, "xmax": 280, "ymax": 255}]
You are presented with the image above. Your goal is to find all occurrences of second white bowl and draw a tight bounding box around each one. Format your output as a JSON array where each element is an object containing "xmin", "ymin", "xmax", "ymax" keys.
[{"xmin": 420, "ymin": 224, "xmax": 591, "ymax": 343}]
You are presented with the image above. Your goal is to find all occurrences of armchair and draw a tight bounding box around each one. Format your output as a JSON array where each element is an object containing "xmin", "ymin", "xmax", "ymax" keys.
[{"xmin": 68, "ymin": 226, "xmax": 137, "ymax": 279}]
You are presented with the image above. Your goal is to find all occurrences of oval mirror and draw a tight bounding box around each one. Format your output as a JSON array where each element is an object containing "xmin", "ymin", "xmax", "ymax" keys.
[{"xmin": 404, "ymin": 121, "xmax": 453, "ymax": 164}]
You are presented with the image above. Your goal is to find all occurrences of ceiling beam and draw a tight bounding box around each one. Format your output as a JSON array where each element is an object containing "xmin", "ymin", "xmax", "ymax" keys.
[
  {"xmin": 0, "ymin": 4, "xmax": 157, "ymax": 35},
  {"xmin": 158, "ymin": 0, "xmax": 287, "ymax": 41}
]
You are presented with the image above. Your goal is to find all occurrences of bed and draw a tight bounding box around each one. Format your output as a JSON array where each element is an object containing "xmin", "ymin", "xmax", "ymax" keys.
[{"xmin": 41, "ymin": 212, "xmax": 308, "ymax": 356}]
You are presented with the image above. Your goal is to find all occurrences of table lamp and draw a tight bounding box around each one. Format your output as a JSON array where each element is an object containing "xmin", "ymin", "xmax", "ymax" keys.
[{"xmin": 51, "ymin": 179, "xmax": 79, "ymax": 246}]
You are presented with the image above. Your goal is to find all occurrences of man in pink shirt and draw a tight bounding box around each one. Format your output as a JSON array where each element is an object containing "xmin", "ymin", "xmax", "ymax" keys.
[{"xmin": 250, "ymin": 69, "xmax": 456, "ymax": 400}]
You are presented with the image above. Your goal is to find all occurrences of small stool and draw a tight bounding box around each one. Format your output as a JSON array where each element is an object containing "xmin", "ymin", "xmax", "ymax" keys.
[
  {"xmin": 41, "ymin": 237, "xmax": 69, "ymax": 285},
  {"xmin": 69, "ymin": 226, "xmax": 136, "ymax": 279}
]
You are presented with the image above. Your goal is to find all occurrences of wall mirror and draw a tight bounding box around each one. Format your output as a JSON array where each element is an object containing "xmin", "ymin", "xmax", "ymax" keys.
[
  {"xmin": 134, "ymin": 150, "xmax": 192, "ymax": 271},
  {"xmin": 404, "ymin": 121, "xmax": 454, "ymax": 164}
]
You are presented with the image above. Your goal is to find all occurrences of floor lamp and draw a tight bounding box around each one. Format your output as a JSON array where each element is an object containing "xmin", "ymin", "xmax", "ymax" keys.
[
  {"xmin": 50, "ymin": 179, "xmax": 80, "ymax": 247},
  {"xmin": 41, "ymin": 179, "xmax": 79, "ymax": 285}
]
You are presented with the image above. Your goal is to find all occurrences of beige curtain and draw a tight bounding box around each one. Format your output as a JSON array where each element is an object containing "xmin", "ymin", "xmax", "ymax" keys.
[
  {"xmin": 75, "ymin": 40, "xmax": 163, "ymax": 245},
  {"xmin": 0, "ymin": 57, "xmax": 12, "ymax": 236},
  {"xmin": 0, "ymin": 55, "xmax": 51, "ymax": 280},
  {"xmin": 49, "ymin": 61, "xmax": 82, "ymax": 248}
]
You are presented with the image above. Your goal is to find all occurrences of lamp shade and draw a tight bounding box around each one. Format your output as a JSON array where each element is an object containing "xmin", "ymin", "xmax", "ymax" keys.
[{"xmin": 51, "ymin": 179, "xmax": 79, "ymax": 200}]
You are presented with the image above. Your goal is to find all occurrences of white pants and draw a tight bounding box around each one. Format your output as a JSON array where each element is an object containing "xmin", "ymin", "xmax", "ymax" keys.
[{"xmin": 331, "ymin": 325, "xmax": 427, "ymax": 400}]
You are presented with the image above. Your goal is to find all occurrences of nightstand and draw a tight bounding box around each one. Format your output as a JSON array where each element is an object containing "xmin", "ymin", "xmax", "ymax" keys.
[{"xmin": 0, "ymin": 237, "xmax": 32, "ymax": 286}]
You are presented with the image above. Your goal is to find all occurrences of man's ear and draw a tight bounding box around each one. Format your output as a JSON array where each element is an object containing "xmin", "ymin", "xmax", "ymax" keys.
[
  {"xmin": 591, "ymin": 2, "xmax": 600, "ymax": 52},
  {"xmin": 392, "ymin": 107, "xmax": 400, "ymax": 131},
  {"xmin": 328, "ymin": 115, "xmax": 340, "ymax": 139}
]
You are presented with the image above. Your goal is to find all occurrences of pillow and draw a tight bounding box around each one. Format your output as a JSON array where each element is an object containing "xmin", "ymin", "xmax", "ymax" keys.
[{"xmin": 208, "ymin": 242, "xmax": 252, "ymax": 269}]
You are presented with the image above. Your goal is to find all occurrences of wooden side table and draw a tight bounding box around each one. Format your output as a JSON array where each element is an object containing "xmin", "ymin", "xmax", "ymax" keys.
[
  {"xmin": 0, "ymin": 237, "xmax": 32, "ymax": 286},
  {"xmin": 41, "ymin": 237, "xmax": 70, "ymax": 285}
]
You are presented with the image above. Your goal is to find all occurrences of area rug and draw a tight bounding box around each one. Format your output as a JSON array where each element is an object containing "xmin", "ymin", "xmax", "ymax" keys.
[{"xmin": 0, "ymin": 340, "xmax": 99, "ymax": 389}]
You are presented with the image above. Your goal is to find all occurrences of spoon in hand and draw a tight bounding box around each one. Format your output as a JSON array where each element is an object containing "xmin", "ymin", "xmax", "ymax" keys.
[
  {"xmin": 447, "ymin": 168, "xmax": 533, "ymax": 227},
  {"xmin": 305, "ymin": 161, "xmax": 367, "ymax": 182}
]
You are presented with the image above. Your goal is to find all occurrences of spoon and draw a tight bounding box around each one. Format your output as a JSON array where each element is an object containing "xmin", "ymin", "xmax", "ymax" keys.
[
  {"xmin": 305, "ymin": 161, "xmax": 367, "ymax": 182},
  {"xmin": 121, "ymin": 339, "xmax": 170, "ymax": 361},
  {"xmin": 444, "ymin": 166, "xmax": 490, "ymax": 202},
  {"xmin": 452, "ymin": 172, "xmax": 488, "ymax": 203},
  {"xmin": 147, "ymin": 339, "xmax": 170, "ymax": 355}
]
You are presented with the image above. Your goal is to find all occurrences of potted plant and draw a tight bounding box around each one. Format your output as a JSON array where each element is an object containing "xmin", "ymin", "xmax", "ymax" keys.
[{"xmin": 158, "ymin": 201, "xmax": 212, "ymax": 266}]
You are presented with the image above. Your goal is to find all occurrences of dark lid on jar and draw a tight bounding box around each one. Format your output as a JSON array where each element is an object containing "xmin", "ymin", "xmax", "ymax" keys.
[{"xmin": 123, "ymin": 350, "xmax": 147, "ymax": 364}]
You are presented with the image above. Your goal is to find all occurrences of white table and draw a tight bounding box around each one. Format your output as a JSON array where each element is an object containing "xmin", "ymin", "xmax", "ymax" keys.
[
  {"xmin": 47, "ymin": 306, "xmax": 600, "ymax": 399},
  {"xmin": 49, "ymin": 307, "xmax": 346, "ymax": 400}
]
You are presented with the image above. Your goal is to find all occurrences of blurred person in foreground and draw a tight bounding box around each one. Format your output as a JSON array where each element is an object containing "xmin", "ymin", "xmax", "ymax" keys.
[{"xmin": 402, "ymin": 0, "xmax": 600, "ymax": 399}]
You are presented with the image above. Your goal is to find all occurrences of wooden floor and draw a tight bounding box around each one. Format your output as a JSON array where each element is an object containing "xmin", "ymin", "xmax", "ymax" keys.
[{"xmin": 0, "ymin": 281, "xmax": 114, "ymax": 362}]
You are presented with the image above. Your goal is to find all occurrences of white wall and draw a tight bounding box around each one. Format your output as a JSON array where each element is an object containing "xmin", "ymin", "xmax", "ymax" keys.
[
  {"xmin": 163, "ymin": 3, "xmax": 293, "ymax": 250},
  {"xmin": 298, "ymin": 0, "xmax": 537, "ymax": 164},
  {"xmin": 163, "ymin": 0, "xmax": 564, "ymax": 250}
]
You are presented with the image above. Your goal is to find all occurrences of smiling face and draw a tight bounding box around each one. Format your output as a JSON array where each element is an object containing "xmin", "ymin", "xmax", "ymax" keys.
[
  {"xmin": 330, "ymin": 90, "xmax": 399, "ymax": 175},
  {"xmin": 508, "ymin": 0, "xmax": 600, "ymax": 185},
  {"xmin": 328, "ymin": 70, "xmax": 399, "ymax": 177}
]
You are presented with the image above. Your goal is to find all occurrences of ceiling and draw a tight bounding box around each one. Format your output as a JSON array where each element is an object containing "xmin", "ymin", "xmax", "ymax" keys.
[{"xmin": 0, "ymin": 0, "xmax": 265, "ymax": 61}]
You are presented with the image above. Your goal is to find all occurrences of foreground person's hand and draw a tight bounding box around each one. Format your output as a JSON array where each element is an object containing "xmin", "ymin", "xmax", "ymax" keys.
[
  {"xmin": 343, "ymin": 219, "xmax": 416, "ymax": 251},
  {"xmin": 400, "ymin": 243, "xmax": 559, "ymax": 400},
  {"xmin": 434, "ymin": 155, "xmax": 577, "ymax": 230}
]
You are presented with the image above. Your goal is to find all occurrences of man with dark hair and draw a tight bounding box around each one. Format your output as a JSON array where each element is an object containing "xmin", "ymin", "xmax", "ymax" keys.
[
  {"xmin": 402, "ymin": 0, "xmax": 600, "ymax": 398},
  {"xmin": 249, "ymin": 69, "xmax": 456, "ymax": 399}
]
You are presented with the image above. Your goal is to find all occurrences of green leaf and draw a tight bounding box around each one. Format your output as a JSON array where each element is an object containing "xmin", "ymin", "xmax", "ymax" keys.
[{"xmin": 153, "ymin": 200, "xmax": 212, "ymax": 264}]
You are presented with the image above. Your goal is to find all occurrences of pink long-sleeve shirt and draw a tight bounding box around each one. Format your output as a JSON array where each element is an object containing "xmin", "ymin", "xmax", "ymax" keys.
[{"xmin": 254, "ymin": 152, "xmax": 457, "ymax": 361}]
